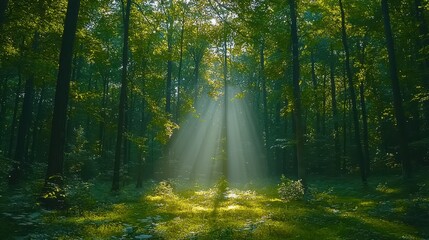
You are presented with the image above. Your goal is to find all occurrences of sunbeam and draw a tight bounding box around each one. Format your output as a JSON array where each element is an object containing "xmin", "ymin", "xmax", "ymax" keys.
[{"xmin": 170, "ymin": 86, "xmax": 267, "ymax": 185}]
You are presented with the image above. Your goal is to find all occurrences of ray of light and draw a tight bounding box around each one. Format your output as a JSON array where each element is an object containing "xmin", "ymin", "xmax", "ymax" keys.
[{"xmin": 169, "ymin": 86, "xmax": 266, "ymax": 185}]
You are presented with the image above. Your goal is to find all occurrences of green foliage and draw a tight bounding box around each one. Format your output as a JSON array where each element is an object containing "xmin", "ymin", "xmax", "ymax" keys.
[
  {"xmin": 278, "ymin": 175, "xmax": 305, "ymax": 202},
  {"xmin": 65, "ymin": 126, "xmax": 97, "ymax": 180},
  {"xmin": 64, "ymin": 178, "xmax": 96, "ymax": 214},
  {"xmin": 153, "ymin": 180, "xmax": 176, "ymax": 198},
  {"xmin": 0, "ymin": 155, "xmax": 12, "ymax": 191}
]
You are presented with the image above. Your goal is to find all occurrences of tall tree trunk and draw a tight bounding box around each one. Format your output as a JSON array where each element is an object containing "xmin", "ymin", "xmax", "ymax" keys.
[
  {"xmin": 289, "ymin": 0, "xmax": 306, "ymax": 184},
  {"xmin": 339, "ymin": 0, "xmax": 366, "ymax": 184},
  {"xmin": 176, "ymin": 16, "xmax": 185, "ymax": 122},
  {"xmin": 30, "ymin": 86, "xmax": 47, "ymax": 162},
  {"xmin": 8, "ymin": 72, "xmax": 22, "ymax": 158},
  {"xmin": 9, "ymin": 32, "xmax": 38, "ymax": 184},
  {"xmin": 359, "ymin": 82, "xmax": 370, "ymax": 175},
  {"xmin": 260, "ymin": 38, "xmax": 270, "ymax": 173},
  {"xmin": 413, "ymin": 0, "xmax": 429, "ymax": 129},
  {"xmin": 330, "ymin": 50, "xmax": 340, "ymax": 173},
  {"xmin": 136, "ymin": 61, "xmax": 147, "ymax": 188},
  {"xmin": 358, "ymin": 38, "xmax": 371, "ymax": 175},
  {"xmin": 44, "ymin": 0, "xmax": 80, "ymax": 208},
  {"xmin": 112, "ymin": 0, "xmax": 131, "ymax": 191},
  {"xmin": 99, "ymin": 74, "xmax": 109, "ymax": 159},
  {"xmin": 222, "ymin": 20, "xmax": 228, "ymax": 179},
  {"xmin": 381, "ymin": 0, "xmax": 412, "ymax": 179},
  {"xmin": 311, "ymin": 51, "xmax": 320, "ymax": 136},
  {"xmin": 165, "ymin": 0, "xmax": 173, "ymax": 114}
]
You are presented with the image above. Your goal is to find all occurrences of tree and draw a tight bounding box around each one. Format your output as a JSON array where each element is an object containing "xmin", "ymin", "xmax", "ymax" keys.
[
  {"xmin": 289, "ymin": 0, "xmax": 306, "ymax": 184},
  {"xmin": 381, "ymin": 0, "xmax": 412, "ymax": 179},
  {"xmin": 9, "ymin": 32, "xmax": 38, "ymax": 184},
  {"xmin": 43, "ymin": 0, "xmax": 81, "ymax": 208},
  {"xmin": 112, "ymin": 0, "xmax": 132, "ymax": 192},
  {"xmin": 339, "ymin": 0, "xmax": 366, "ymax": 184}
]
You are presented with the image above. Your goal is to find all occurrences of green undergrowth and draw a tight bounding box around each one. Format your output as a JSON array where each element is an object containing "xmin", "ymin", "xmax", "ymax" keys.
[{"xmin": 1, "ymin": 172, "xmax": 429, "ymax": 240}]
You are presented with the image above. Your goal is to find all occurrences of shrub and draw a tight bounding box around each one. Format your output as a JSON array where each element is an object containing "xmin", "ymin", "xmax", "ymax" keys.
[
  {"xmin": 154, "ymin": 180, "xmax": 175, "ymax": 197},
  {"xmin": 278, "ymin": 175, "xmax": 305, "ymax": 202}
]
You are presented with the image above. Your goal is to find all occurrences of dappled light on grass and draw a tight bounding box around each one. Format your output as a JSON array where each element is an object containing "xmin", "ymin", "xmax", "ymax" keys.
[{"xmin": 3, "ymin": 176, "xmax": 428, "ymax": 239}]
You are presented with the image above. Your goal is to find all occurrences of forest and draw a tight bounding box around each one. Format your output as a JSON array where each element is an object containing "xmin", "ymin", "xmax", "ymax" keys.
[{"xmin": 0, "ymin": 0, "xmax": 429, "ymax": 239}]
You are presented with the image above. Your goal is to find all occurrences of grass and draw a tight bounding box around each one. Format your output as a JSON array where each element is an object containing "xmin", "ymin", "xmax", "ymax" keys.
[{"xmin": 1, "ymin": 172, "xmax": 429, "ymax": 240}]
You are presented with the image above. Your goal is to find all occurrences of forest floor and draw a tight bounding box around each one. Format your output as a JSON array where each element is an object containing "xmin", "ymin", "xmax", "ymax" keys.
[{"xmin": 1, "ymin": 170, "xmax": 429, "ymax": 240}]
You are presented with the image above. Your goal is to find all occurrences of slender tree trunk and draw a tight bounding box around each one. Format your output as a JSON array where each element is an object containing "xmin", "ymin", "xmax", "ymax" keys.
[
  {"xmin": 222, "ymin": 20, "xmax": 228, "ymax": 179},
  {"xmin": 381, "ymin": 0, "xmax": 412, "ymax": 179},
  {"xmin": 330, "ymin": 50, "xmax": 340, "ymax": 173},
  {"xmin": 165, "ymin": 0, "xmax": 173, "ymax": 114},
  {"xmin": 44, "ymin": 0, "xmax": 80, "ymax": 208},
  {"xmin": 136, "ymin": 61, "xmax": 147, "ymax": 188},
  {"xmin": 8, "ymin": 72, "xmax": 22, "ymax": 158},
  {"xmin": 176, "ymin": 16, "xmax": 185, "ymax": 122},
  {"xmin": 260, "ymin": 38, "xmax": 270, "ymax": 173},
  {"xmin": 289, "ymin": 0, "xmax": 306, "ymax": 184},
  {"xmin": 413, "ymin": 0, "xmax": 429, "ymax": 129},
  {"xmin": 10, "ymin": 32, "xmax": 38, "ymax": 184},
  {"xmin": 359, "ymin": 82, "xmax": 370, "ymax": 175},
  {"xmin": 339, "ymin": 0, "xmax": 366, "ymax": 184},
  {"xmin": 358, "ymin": 39, "xmax": 371, "ymax": 175},
  {"xmin": 311, "ymin": 51, "xmax": 320, "ymax": 136},
  {"xmin": 99, "ymin": 74, "xmax": 109, "ymax": 158},
  {"xmin": 30, "ymin": 86, "xmax": 46, "ymax": 162},
  {"xmin": 112, "ymin": 0, "xmax": 131, "ymax": 191}
]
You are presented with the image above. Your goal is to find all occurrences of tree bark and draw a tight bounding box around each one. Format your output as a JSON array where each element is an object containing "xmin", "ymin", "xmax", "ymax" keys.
[
  {"xmin": 112, "ymin": 0, "xmax": 131, "ymax": 191},
  {"xmin": 381, "ymin": 0, "xmax": 412, "ymax": 179},
  {"xmin": 44, "ymin": 0, "xmax": 80, "ymax": 208},
  {"xmin": 289, "ymin": 0, "xmax": 306, "ymax": 184},
  {"xmin": 339, "ymin": 0, "xmax": 366, "ymax": 184}
]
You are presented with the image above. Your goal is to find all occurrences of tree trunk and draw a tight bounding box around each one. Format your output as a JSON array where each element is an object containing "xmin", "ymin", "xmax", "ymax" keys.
[
  {"xmin": 339, "ymin": 0, "xmax": 366, "ymax": 184},
  {"xmin": 99, "ymin": 74, "xmax": 109, "ymax": 159},
  {"xmin": 413, "ymin": 0, "xmax": 429, "ymax": 129},
  {"xmin": 381, "ymin": 0, "xmax": 412, "ymax": 179},
  {"xmin": 9, "ymin": 32, "xmax": 38, "ymax": 184},
  {"xmin": 289, "ymin": 0, "xmax": 306, "ymax": 184},
  {"xmin": 222, "ymin": 20, "xmax": 228, "ymax": 179},
  {"xmin": 30, "ymin": 86, "xmax": 47, "ymax": 162},
  {"xmin": 112, "ymin": 0, "xmax": 131, "ymax": 192},
  {"xmin": 260, "ymin": 38, "xmax": 270, "ymax": 173},
  {"xmin": 311, "ymin": 51, "xmax": 320, "ymax": 136},
  {"xmin": 359, "ymin": 82, "xmax": 370, "ymax": 175},
  {"xmin": 330, "ymin": 50, "xmax": 340, "ymax": 173},
  {"xmin": 176, "ymin": 16, "xmax": 185, "ymax": 122},
  {"xmin": 165, "ymin": 0, "xmax": 173, "ymax": 114},
  {"xmin": 44, "ymin": 0, "xmax": 80, "ymax": 208},
  {"xmin": 7, "ymin": 72, "xmax": 22, "ymax": 158}
]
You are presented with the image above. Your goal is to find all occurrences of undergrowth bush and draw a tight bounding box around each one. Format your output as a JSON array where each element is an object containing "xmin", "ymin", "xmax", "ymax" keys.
[
  {"xmin": 64, "ymin": 178, "xmax": 96, "ymax": 214},
  {"xmin": 278, "ymin": 175, "xmax": 304, "ymax": 202},
  {"xmin": 154, "ymin": 180, "xmax": 175, "ymax": 197}
]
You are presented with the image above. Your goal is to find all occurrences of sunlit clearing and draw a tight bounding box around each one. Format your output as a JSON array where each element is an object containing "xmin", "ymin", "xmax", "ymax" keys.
[
  {"xmin": 169, "ymin": 86, "xmax": 266, "ymax": 185},
  {"xmin": 210, "ymin": 18, "xmax": 218, "ymax": 26}
]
